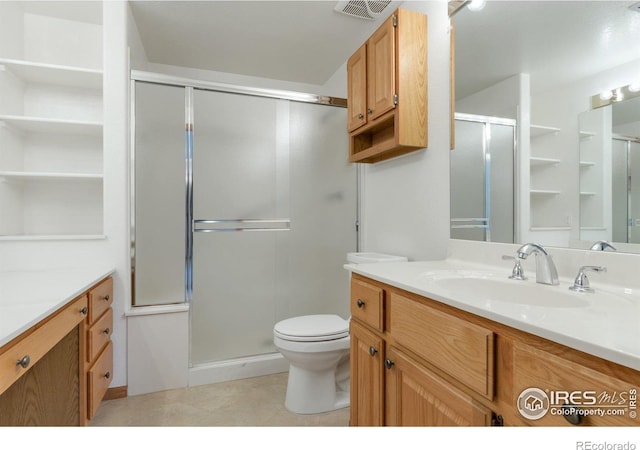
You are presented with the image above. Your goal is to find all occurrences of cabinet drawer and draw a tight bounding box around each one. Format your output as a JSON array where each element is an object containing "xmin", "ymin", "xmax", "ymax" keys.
[
  {"xmin": 88, "ymin": 277, "xmax": 113, "ymax": 324},
  {"xmin": 351, "ymin": 278, "xmax": 385, "ymax": 331},
  {"xmin": 88, "ymin": 340, "xmax": 113, "ymax": 419},
  {"xmin": 0, "ymin": 295, "xmax": 88, "ymax": 396},
  {"xmin": 87, "ymin": 308, "xmax": 113, "ymax": 362},
  {"xmin": 513, "ymin": 343, "xmax": 639, "ymax": 426},
  {"xmin": 389, "ymin": 292, "xmax": 494, "ymax": 399}
]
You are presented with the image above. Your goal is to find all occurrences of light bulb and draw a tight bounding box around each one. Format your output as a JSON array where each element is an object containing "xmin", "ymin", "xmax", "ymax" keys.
[
  {"xmin": 599, "ymin": 90, "xmax": 613, "ymax": 101},
  {"xmin": 467, "ymin": 0, "xmax": 486, "ymax": 11}
]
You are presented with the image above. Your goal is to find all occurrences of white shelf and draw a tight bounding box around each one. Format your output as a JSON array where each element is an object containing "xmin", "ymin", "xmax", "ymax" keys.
[
  {"xmin": 580, "ymin": 160, "xmax": 596, "ymax": 167},
  {"xmin": 0, "ymin": 234, "xmax": 106, "ymax": 241},
  {"xmin": 529, "ymin": 226, "xmax": 571, "ymax": 231},
  {"xmin": 580, "ymin": 191, "xmax": 597, "ymax": 196},
  {"xmin": 531, "ymin": 125, "xmax": 561, "ymax": 138},
  {"xmin": 579, "ymin": 130, "xmax": 596, "ymax": 139},
  {"xmin": 0, "ymin": 114, "xmax": 102, "ymax": 136},
  {"xmin": 0, "ymin": 171, "xmax": 102, "ymax": 181},
  {"xmin": 580, "ymin": 227, "xmax": 606, "ymax": 231},
  {"xmin": 0, "ymin": 58, "xmax": 102, "ymax": 89},
  {"xmin": 530, "ymin": 156, "xmax": 561, "ymax": 167},
  {"xmin": 530, "ymin": 189, "xmax": 561, "ymax": 195}
]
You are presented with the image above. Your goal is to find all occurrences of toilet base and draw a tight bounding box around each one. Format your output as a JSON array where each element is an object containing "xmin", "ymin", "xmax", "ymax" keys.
[{"xmin": 284, "ymin": 363, "xmax": 350, "ymax": 414}]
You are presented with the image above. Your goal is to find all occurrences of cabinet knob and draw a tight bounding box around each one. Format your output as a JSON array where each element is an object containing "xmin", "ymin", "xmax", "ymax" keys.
[
  {"xmin": 104, "ymin": 371, "xmax": 111, "ymax": 380},
  {"xmin": 103, "ymin": 327, "xmax": 110, "ymax": 335},
  {"xmin": 384, "ymin": 359, "xmax": 394, "ymax": 370},
  {"xmin": 357, "ymin": 113, "xmax": 364, "ymax": 120},
  {"xmin": 103, "ymin": 294, "xmax": 110, "ymax": 301},
  {"xmin": 562, "ymin": 404, "xmax": 584, "ymax": 425},
  {"xmin": 369, "ymin": 346, "xmax": 378, "ymax": 356},
  {"xmin": 16, "ymin": 355, "xmax": 30, "ymax": 369},
  {"xmin": 80, "ymin": 306, "xmax": 88, "ymax": 315},
  {"xmin": 356, "ymin": 299, "xmax": 365, "ymax": 308},
  {"xmin": 367, "ymin": 108, "xmax": 373, "ymax": 115}
]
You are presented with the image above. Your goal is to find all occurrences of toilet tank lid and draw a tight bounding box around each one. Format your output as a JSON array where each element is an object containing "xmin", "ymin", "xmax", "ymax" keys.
[
  {"xmin": 274, "ymin": 314, "xmax": 349, "ymax": 339},
  {"xmin": 347, "ymin": 252, "xmax": 408, "ymax": 264}
]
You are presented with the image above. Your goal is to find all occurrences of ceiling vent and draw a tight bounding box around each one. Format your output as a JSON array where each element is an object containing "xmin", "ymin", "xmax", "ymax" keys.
[{"xmin": 334, "ymin": 0, "xmax": 392, "ymax": 20}]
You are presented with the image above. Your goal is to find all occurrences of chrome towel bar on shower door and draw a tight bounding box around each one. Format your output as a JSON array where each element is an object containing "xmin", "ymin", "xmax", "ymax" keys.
[{"xmin": 193, "ymin": 218, "xmax": 291, "ymax": 232}]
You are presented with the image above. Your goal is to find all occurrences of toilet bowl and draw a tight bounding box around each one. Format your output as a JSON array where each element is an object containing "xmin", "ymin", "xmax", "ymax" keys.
[
  {"xmin": 274, "ymin": 252, "xmax": 407, "ymax": 414},
  {"xmin": 273, "ymin": 314, "xmax": 350, "ymax": 414}
]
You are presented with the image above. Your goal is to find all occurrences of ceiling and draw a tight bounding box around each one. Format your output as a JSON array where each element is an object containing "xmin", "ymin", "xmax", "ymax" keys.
[
  {"xmin": 454, "ymin": 1, "xmax": 640, "ymax": 99},
  {"xmin": 128, "ymin": 1, "xmax": 640, "ymax": 94},
  {"xmin": 129, "ymin": 0, "xmax": 402, "ymax": 86}
]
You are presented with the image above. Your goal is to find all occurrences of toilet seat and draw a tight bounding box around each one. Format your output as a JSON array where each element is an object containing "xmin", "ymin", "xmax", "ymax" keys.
[{"xmin": 274, "ymin": 314, "xmax": 349, "ymax": 342}]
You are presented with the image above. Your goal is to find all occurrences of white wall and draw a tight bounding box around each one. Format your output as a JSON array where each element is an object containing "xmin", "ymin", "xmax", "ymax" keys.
[{"xmin": 360, "ymin": 1, "xmax": 451, "ymax": 261}]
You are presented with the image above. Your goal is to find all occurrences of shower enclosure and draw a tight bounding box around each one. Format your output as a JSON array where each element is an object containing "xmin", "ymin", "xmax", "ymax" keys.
[
  {"xmin": 132, "ymin": 74, "xmax": 358, "ymax": 369},
  {"xmin": 612, "ymin": 136, "xmax": 640, "ymax": 244},
  {"xmin": 450, "ymin": 113, "xmax": 516, "ymax": 243}
]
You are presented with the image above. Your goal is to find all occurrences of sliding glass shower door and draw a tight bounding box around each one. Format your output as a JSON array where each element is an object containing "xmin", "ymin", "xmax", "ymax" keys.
[
  {"xmin": 450, "ymin": 114, "xmax": 515, "ymax": 243},
  {"xmin": 190, "ymin": 90, "xmax": 356, "ymax": 365},
  {"xmin": 133, "ymin": 79, "xmax": 357, "ymax": 367}
]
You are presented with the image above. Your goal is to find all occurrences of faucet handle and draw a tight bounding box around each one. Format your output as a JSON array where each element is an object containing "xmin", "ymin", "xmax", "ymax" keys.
[
  {"xmin": 502, "ymin": 255, "xmax": 527, "ymax": 281},
  {"xmin": 569, "ymin": 265, "xmax": 606, "ymax": 293}
]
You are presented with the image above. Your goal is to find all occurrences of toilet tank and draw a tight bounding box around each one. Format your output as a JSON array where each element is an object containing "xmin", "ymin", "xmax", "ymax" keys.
[{"xmin": 346, "ymin": 252, "xmax": 408, "ymax": 264}]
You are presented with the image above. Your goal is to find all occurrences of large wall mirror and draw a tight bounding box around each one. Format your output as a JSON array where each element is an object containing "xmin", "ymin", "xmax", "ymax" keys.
[{"xmin": 450, "ymin": 0, "xmax": 640, "ymax": 253}]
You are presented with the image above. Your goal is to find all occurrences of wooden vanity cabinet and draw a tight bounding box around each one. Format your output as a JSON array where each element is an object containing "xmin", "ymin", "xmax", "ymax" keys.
[
  {"xmin": 0, "ymin": 295, "xmax": 89, "ymax": 426},
  {"xmin": 85, "ymin": 276, "xmax": 114, "ymax": 420},
  {"xmin": 349, "ymin": 273, "xmax": 640, "ymax": 427},
  {"xmin": 347, "ymin": 8, "xmax": 428, "ymax": 163}
]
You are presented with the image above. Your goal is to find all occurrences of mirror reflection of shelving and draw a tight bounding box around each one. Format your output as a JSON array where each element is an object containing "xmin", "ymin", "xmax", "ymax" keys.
[
  {"xmin": 529, "ymin": 124, "xmax": 569, "ymax": 230},
  {"xmin": 0, "ymin": 3, "xmax": 104, "ymax": 240}
]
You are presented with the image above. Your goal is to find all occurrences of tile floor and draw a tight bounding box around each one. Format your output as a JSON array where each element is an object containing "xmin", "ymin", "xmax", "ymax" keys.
[{"xmin": 89, "ymin": 372, "xmax": 350, "ymax": 427}]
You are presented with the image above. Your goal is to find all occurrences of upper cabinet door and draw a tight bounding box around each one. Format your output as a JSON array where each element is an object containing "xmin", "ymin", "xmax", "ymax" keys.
[
  {"xmin": 347, "ymin": 43, "xmax": 368, "ymax": 132},
  {"xmin": 367, "ymin": 14, "xmax": 396, "ymax": 121}
]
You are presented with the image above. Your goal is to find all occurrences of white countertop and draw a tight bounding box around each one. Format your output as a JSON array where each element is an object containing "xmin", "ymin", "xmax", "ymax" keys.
[
  {"xmin": 0, "ymin": 266, "xmax": 114, "ymax": 347},
  {"xmin": 345, "ymin": 259, "xmax": 640, "ymax": 371}
]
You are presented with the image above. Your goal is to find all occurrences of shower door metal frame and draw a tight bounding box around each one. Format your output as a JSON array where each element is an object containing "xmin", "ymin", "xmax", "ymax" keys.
[
  {"xmin": 130, "ymin": 71, "xmax": 357, "ymax": 308},
  {"xmin": 452, "ymin": 112, "xmax": 517, "ymax": 242},
  {"xmin": 613, "ymin": 134, "xmax": 640, "ymax": 243}
]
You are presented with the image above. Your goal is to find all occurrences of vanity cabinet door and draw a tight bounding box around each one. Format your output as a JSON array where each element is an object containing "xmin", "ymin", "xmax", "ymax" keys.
[
  {"xmin": 385, "ymin": 347, "xmax": 492, "ymax": 426},
  {"xmin": 350, "ymin": 320, "xmax": 385, "ymax": 426}
]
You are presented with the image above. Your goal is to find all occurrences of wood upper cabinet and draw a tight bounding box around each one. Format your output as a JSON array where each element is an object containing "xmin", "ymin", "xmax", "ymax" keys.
[{"xmin": 347, "ymin": 8, "xmax": 428, "ymax": 163}]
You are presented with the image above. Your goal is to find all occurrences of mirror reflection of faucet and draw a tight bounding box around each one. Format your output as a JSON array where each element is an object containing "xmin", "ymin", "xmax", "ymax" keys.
[{"xmin": 590, "ymin": 241, "xmax": 616, "ymax": 252}]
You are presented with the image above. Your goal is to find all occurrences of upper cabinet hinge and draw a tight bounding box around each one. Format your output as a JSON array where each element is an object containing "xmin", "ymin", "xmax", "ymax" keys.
[
  {"xmin": 491, "ymin": 414, "xmax": 504, "ymax": 426},
  {"xmin": 393, "ymin": 94, "xmax": 399, "ymax": 105},
  {"xmin": 393, "ymin": 15, "xmax": 398, "ymax": 27}
]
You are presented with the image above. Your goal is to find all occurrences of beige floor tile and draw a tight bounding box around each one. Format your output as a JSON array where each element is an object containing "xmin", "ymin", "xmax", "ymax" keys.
[{"xmin": 89, "ymin": 372, "xmax": 350, "ymax": 427}]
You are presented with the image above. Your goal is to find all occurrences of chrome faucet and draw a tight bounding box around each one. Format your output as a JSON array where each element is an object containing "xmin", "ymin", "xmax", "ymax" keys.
[
  {"xmin": 590, "ymin": 240, "xmax": 617, "ymax": 252},
  {"xmin": 502, "ymin": 255, "xmax": 527, "ymax": 280},
  {"xmin": 516, "ymin": 243, "xmax": 559, "ymax": 285},
  {"xmin": 569, "ymin": 265, "xmax": 606, "ymax": 293}
]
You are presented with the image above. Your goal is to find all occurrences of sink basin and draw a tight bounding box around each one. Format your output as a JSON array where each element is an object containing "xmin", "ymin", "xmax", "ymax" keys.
[{"xmin": 419, "ymin": 270, "xmax": 590, "ymax": 308}]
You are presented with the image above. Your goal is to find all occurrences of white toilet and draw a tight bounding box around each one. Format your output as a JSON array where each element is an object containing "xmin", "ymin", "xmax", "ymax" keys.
[
  {"xmin": 273, "ymin": 314, "xmax": 350, "ymax": 414},
  {"xmin": 273, "ymin": 252, "xmax": 408, "ymax": 415}
]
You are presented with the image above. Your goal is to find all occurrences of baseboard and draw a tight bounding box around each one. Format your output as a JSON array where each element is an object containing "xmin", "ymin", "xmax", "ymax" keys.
[
  {"xmin": 189, "ymin": 352, "xmax": 289, "ymax": 387},
  {"xmin": 103, "ymin": 385, "xmax": 128, "ymax": 400}
]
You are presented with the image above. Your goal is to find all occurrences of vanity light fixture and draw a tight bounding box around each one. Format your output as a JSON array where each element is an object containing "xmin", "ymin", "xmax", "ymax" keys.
[{"xmin": 591, "ymin": 83, "xmax": 640, "ymax": 109}]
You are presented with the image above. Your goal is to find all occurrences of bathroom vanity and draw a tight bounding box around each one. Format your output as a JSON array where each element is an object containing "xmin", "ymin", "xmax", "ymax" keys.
[
  {"xmin": 347, "ymin": 262, "xmax": 640, "ymax": 427},
  {"xmin": 0, "ymin": 268, "xmax": 113, "ymax": 426}
]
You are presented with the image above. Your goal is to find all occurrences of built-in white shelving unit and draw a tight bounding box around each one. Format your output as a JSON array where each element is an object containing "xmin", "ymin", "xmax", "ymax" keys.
[
  {"xmin": 0, "ymin": 3, "xmax": 104, "ymax": 240},
  {"xmin": 529, "ymin": 123, "xmax": 566, "ymax": 229}
]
